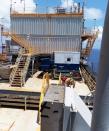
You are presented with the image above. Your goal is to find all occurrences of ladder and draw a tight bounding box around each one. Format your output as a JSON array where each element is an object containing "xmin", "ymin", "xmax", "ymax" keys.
[
  {"xmin": 10, "ymin": 48, "xmax": 31, "ymax": 87},
  {"xmin": 82, "ymin": 31, "xmax": 99, "ymax": 58}
]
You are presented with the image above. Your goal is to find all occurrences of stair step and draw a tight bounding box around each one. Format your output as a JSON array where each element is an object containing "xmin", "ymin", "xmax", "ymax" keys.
[
  {"xmin": 11, "ymin": 84, "xmax": 22, "ymax": 86},
  {"xmin": 16, "ymin": 69, "xmax": 22, "ymax": 71},
  {"xmin": 19, "ymin": 61, "xmax": 26, "ymax": 62},
  {"xmin": 13, "ymin": 80, "xmax": 21, "ymax": 82},
  {"xmin": 19, "ymin": 62, "xmax": 26, "ymax": 64},
  {"xmin": 12, "ymin": 80, "xmax": 21, "ymax": 83},
  {"xmin": 14, "ymin": 75, "xmax": 21, "ymax": 77},
  {"xmin": 13, "ymin": 78, "xmax": 21, "ymax": 80},
  {"xmin": 14, "ymin": 77, "xmax": 21, "ymax": 79},
  {"xmin": 14, "ymin": 76, "xmax": 21, "ymax": 79},
  {"xmin": 13, "ymin": 79, "xmax": 21, "ymax": 82},
  {"xmin": 11, "ymin": 84, "xmax": 21, "ymax": 86},
  {"xmin": 14, "ymin": 76, "xmax": 21, "ymax": 78},
  {"xmin": 15, "ymin": 71, "xmax": 22, "ymax": 73},
  {"xmin": 14, "ymin": 78, "xmax": 21, "ymax": 79},
  {"xmin": 14, "ymin": 74, "xmax": 22, "ymax": 75},
  {"xmin": 12, "ymin": 83, "xmax": 22, "ymax": 85},
  {"xmin": 19, "ymin": 62, "xmax": 26, "ymax": 63},
  {"xmin": 18, "ymin": 64, "xmax": 25, "ymax": 65},
  {"xmin": 18, "ymin": 66, "xmax": 25, "ymax": 67},
  {"xmin": 19, "ymin": 64, "xmax": 25, "ymax": 66},
  {"xmin": 14, "ymin": 73, "xmax": 21, "ymax": 74},
  {"xmin": 11, "ymin": 85, "xmax": 22, "ymax": 87},
  {"xmin": 19, "ymin": 63, "xmax": 25, "ymax": 66},
  {"xmin": 10, "ymin": 54, "xmax": 31, "ymax": 87},
  {"xmin": 11, "ymin": 83, "xmax": 22, "ymax": 85},
  {"xmin": 21, "ymin": 58, "xmax": 27, "ymax": 59},
  {"xmin": 19, "ymin": 64, "xmax": 25, "ymax": 65}
]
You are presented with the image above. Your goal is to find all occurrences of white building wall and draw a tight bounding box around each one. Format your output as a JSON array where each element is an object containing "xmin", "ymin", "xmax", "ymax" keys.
[{"xmin": 54, "ymin": 51, "xmax": 80, "ymax": 64}]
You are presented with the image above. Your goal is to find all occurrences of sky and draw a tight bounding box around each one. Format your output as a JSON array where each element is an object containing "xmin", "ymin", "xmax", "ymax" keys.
[
  {"xmin": 0, "ymin": 0, "xmax": 108, "ymax": 50},
  {"xmin": 84, "ymin": 0, "xmax": 108, "ymax": 49}
]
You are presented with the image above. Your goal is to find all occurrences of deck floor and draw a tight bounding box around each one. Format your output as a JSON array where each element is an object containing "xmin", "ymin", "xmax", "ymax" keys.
[
  {"xmin": 0, "ymin": 71, "xmax": 90, "ymax": 130},
  {"xmin": 0, "ymin": 71, "xmax": 43, "ymax": 93},
  {"xmin": 0, "ymin": 108, "xmax": 40, "ymax": 131},
  {"xmin": 0, "ymin": 71, "xmax": 90, "ymax": 95},
  {"xmin": 74, "ymin": 81, "xmax": 90, "ymax": 96}
]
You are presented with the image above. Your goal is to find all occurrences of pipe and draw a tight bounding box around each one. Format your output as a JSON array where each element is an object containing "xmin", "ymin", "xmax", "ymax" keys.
[{"xmin": 91, "ymin": 1, "xmax": 109, "ymax": 131}]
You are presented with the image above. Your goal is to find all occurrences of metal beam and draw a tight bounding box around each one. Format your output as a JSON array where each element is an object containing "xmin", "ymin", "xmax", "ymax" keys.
[{"xmin": 10, "ymin": 13, "xmax": 83, "ymax": 18}]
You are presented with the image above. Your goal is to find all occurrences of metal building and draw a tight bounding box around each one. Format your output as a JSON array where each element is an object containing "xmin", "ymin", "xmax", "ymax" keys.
[{"xmin": 10, "ymin": 8, "xmax": 83, "ymax": 54}]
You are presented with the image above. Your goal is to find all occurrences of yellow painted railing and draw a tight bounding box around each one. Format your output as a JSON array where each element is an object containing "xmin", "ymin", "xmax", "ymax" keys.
[
  {"xmin": 2, "ymin": 31, "xmax": 38, "ymax": 55},
  {"xmin": 38, "ymin": 72, "xmax": 50, "ymax": 124},
  {"xmin": 58, "ymin": 73, "xmax": 62, "ymax": 85}
]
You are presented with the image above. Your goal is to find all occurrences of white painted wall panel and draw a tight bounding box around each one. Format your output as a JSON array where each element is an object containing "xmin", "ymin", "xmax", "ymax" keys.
[{"xmin": 54, "ymin": 51, "xmax": 80, "ymax": 64}]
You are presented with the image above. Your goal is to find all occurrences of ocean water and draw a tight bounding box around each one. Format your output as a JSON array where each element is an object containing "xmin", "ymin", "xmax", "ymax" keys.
[{"xmin": 88, "ymin": 49, "xmax": 101, "ymax": 76}]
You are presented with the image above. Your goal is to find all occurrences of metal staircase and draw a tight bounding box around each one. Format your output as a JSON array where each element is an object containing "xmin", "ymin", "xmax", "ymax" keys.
[
  {"xmin": 10, "ymin": 48, "xmax": 31, "ymax": 87},
  {"xmin": 11, "ymin": 34, "xmax": 38, "ymax": 55},
  {"xmin": 81, "ymin": 31, "xmax": 99, "ymax": 58},
  {"xmin": 1, "ymin": 29, "xmax": 38, "ymax": 87},
  {"xmin": 1, "ymin": 29, "xmax": 38, "ymax": 55}
]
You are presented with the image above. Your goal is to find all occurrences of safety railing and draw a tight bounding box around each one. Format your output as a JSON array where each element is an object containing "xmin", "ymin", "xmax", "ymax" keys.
[
  {"xmin": 9, "ymin": 49, "xmax": 22, "ymax": 85},
  {"xmin": 11, "ymin": 34, "xmax": 38, "ymax": 54},
  {"xmin": 10, "ymin": 4, "xmax": 83, "ymax": 15},
  {"xmin": 82, "ymin": 30, "xmax": 99, "ymax": 57},
  {"xmin": 2, "ymin": 29, "xmax": 39, "ymax": 55},
  {"xmin": 82, "ymin": 28, "xmax": 98, "ymax": 36},
  {"xmin": 38, "ymin": 72, "xmax": 50, "ymax": 123},
  {"xmin": 21, "ymin": 55, "xmax": 31, "ymax": 85},
  {"xmin": 80, "ymin": 65, "xmax": 96, "ymax": 91}
]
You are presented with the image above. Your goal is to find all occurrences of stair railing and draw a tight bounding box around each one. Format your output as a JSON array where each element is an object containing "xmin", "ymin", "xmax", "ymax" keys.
[
  {"xmin": 9, "ymin": 48, "xmax": 24, "ymax": 85},
  {"xmin": 10, "ymin": 33, "xmax": 38, "ymax": 55},
  {"xmin": 21, "ymin": 55, "xmax": 31, "ymax": 86}
]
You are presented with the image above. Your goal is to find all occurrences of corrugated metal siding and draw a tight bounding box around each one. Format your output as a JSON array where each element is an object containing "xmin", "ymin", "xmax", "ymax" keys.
[
  {"xmin": 19, "ymin": 35, "xmax": 81, "ymax": 53},
  {"xmin": 11, "ymin": 17, "xmax": 82, "ymax": 36}
]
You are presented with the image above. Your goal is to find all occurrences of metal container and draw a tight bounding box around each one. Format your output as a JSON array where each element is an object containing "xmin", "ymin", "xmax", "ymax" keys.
[
  {"xmin": 11, "ymin": 14, "xmax": 83, "ymax": 54},
  {"xmin": 54, "ymin": 51, "xmax": 80, "ymax": 64},
  {"xmin": 11, "ymin": 15, "xmax": 82, "ymax": 36},
  {"xmin": 24, "ymin": 35, "xmax": 81, "ymax": 53}
]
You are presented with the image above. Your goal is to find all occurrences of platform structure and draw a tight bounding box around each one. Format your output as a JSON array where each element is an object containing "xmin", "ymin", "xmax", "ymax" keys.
[
  {"xmin": 0, "ymin": 70, "xmax": 91, "ymax": 131},
  {"xmin": 0, "ymin": 70, "xmax": 90, "ymax": 109},
  {"xmin": 0, "ymin": 71, "xmax": 43, "ymax": 110}
]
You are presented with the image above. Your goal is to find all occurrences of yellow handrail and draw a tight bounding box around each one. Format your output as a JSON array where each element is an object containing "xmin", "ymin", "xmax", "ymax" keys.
[
  {"xmin": 58, "ymin": 72, "xmax": 62, "ymax": 85},
  {"xmin": 38, "ymin": 72, "xmax": 50, "ymax": 124},
  {"xmin": 2, "ymin": 30, "xmax": 38, "ymax": 55}
]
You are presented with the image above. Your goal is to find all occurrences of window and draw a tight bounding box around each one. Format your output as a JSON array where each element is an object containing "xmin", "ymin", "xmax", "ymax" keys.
[{"xmin": 67, "ymin": 58, "xmax": 71, "ymax": 62}]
